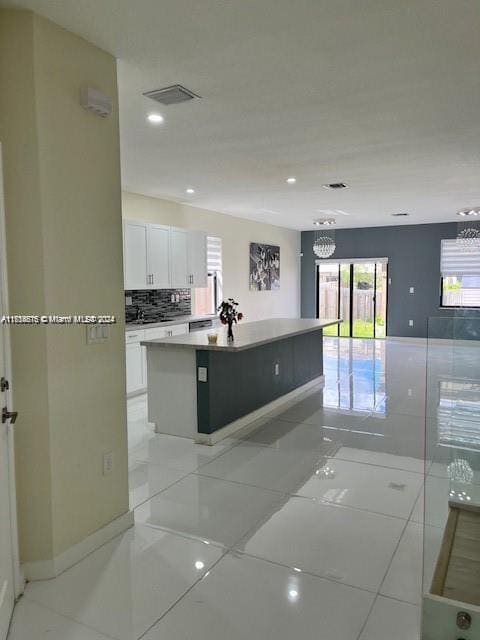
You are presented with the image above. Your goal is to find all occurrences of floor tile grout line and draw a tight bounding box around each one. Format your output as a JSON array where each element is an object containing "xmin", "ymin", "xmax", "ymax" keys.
[
  {"xmin": 131, "ymin": 520, "xmax": 227, "ymax": 551},
  {"xmin": 376, "ymin": 513, "xmax": 413, "ymax": 601},
  {"xmin": 354, "ymin": 593, "xmax": 379, "ymax": 640},
  {"xmin": 136, "ymin": 551, "xmax": 230, "ymax": 640},
  {"xmin": 236, "ymin": 436, "xmax": 426, "ymax": 476},
  {"xmin": 130, "ymin": 468, "xmax": 196, "ymax": 510},
  {"xmin": 191, "ymin": 469, "xmax": 417, "ymax": 522},
  {"xmin": 20, "ymin": 593, "xmax": 121, "ymax": 640},
  {"xmin": 231, "ymin": 548, "xmax": 380, "ymax": 598},
  {"xmin": 327, "ymin": 454, "xmax": 425, "ymax": 476}
]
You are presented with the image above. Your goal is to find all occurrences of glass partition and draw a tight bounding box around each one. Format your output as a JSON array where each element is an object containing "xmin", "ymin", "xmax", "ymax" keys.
[{"xmin": 422, "ymin": 316, "xmax": 480, "ymax": 639}]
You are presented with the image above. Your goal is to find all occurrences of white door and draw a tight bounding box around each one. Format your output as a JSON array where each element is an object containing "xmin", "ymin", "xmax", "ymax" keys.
[
  {"xmin": 0, "ymin": 329, "xmax": 15, "ymax": 640},
  {"xmin": 170, "ymin": 229, "xmax": 189, "ymax": 288},
  {"xmin": 0, "ymin": 146, "xmax": 18, "ymax": 639},
  {"xmin": 147, "ymin": 225, "xmax": 170, "ymax": 289},
  {"xmin": 123, "ymin": 221, "xmax": 148, "ymax": 289},
  {"xmin": 187, "ymin": 231, "xmax": 207, "ymax": 287}
]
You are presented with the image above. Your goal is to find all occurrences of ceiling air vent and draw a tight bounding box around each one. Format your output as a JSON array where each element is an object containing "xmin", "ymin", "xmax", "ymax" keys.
[
  {"xmin": 143, "ymin": 84, "xmax": 200, "ymax": 105},
  {"xmin": 323, "ymin": 182, "xmax": 349, "ymax": 190}
]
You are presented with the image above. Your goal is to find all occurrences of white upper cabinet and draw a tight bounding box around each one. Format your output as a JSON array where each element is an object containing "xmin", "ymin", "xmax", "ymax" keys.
[
  {"xmin": 187, "ymin": 230, "xmax": 207, "ymax": 287},
  {"xmin": 124, "ymin": 221, "xmax": 148, "ymax": 289},
  {"xmin": 123, "ymin": 220, "xmax": 207, "ymax": 290},
  {"xmin": 147, "ymin": 225, "xmax": 170, "ymax": 288},
  {"xmin": 170, "ymin": 228, "xmax": 189, "ymax": 288}
]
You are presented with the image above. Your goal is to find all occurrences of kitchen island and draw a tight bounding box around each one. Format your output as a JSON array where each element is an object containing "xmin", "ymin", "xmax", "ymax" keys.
[{"xmin": 141, "ymin": 318, "xmax": 341, "ymax": 444}]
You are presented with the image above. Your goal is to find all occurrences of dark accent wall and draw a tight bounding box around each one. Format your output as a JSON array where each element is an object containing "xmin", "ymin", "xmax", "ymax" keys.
[
  {"xmin": 196, "ymin": 330, "xmax": 324, "ymax": 434},
  {"xmin": 301, "ymin": 222, "xmax": 480, "ymax": 338},
  {"xmin": 125, "ymin": 289, "xmax": 191, "ymax": 323}
]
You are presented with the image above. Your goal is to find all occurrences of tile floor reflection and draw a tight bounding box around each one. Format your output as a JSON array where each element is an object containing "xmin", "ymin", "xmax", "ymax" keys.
[{"xmin": 9, "ymin": 337, "xmax": 480, "ymax": 640}]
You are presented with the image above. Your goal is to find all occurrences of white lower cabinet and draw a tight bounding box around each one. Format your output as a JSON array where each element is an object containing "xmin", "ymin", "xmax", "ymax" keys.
[
  {"xmin": 126, "ymin": 341, "xmax": 145, "ymax": 394},
  {"xmin": 126, "ymin": 323, "xmax": 190, "ymax": 395}
]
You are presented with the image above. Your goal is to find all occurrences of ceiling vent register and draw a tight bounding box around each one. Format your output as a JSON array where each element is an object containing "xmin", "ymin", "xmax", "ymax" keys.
[{"xmin": 143, "ymin": 85, "xmax": 200, "ymax": 105}]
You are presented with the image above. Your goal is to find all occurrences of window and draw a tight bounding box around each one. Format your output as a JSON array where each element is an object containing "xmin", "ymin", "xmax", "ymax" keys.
[
  {"xmin": 193, "ymin": 236, "xmax": 222, "ymax": 315},
  {"xmin": 440, "ymin": 239, "xmax": 480, "ymax": 308}
]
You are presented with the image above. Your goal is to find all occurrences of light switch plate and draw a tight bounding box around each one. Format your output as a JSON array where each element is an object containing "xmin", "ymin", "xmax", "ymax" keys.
[
  {"xmin": 86, "ymin": 325, "xmax": 109, "ymax": 344},
  {"xmin": 409, "ymin": 320, "xmax": 414, "ymax": 327},
  {"xmin": 125, "ymin": 296, "xmax": 132, "ymax": 305},
  {"xmin": 198, "ymin": 366, "xmax": 208, "ymax": 383},
  {"xmin": 274, "ymin": 362, "xmax": 280, "ymax": 376},
  {"xmin": 103, "ymin": 452, "xmax": 113, "ymax": 475},
  {"xmin": 409, "ymin": 287, "xmax": 415, "ymax": 294}
]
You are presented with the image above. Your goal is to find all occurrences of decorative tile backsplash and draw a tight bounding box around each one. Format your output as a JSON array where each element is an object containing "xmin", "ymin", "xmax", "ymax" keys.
[{"xmin": 125, "ymin": 289, "xmax": 191, "ymax": 323}]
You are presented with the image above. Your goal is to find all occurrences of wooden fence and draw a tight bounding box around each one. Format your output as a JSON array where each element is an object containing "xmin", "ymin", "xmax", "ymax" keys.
[{"xmin": 319, "ymin": 284, "xmax": 386, "ymax": 321}]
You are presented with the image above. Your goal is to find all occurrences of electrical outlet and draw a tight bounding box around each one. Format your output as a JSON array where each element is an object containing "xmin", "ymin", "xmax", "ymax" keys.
[
  {"xmin": 409, "ymin": 287, "xmax": 415, "ymax": 294},
  {"xmin": 175, "ymin": 294, "xmax": 180, "ymax": 302},
  {"xmin": 125, "ymin": 296, "xmax": 132, "ymax": 305},
  {"xmin": 171, "ymin": 293, "xmax": 175, "ymax": 303},
  {"xmin": 274, "ymin": 362, "xmax": 280, "ymax": 376},
  {"xmin": 198, "ymin": 366, "xmax": 208, "ymax": 383},
  {"xmin": 409, "ymin": 320, "xmax": 414, "ymax": 327},
  {"xmin": 103, "ymin": 452, "xmax": 113, "ymax": 475}
]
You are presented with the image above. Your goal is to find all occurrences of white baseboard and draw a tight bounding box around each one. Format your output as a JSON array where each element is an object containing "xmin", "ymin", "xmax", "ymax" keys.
[
  {"xmin": 426, "ymin": 337, "xmax": 480, "ymax": 347},
  {"xmin": 387, "ymin": 336, "xmax": 428, "ymax": 343},
  {"xmin": 22, "ymin": 510, "xmax": 134, "ymax": 581},
  {"xmin": 195, "ymin": 375, "xmax": 325, "ymax": 446}
]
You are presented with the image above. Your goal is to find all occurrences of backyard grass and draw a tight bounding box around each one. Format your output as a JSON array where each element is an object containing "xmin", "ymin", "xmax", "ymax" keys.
[{"xmin": 323, "ymin": 319, "xmax": 385, "ymax": 338}]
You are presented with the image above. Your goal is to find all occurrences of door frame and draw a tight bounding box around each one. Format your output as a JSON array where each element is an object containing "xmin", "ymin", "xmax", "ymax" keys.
[
  {"xmin": 315, "ymin": 257, "xmax": 389, "ymax": 339},
  {"xmin": 0, "ymin": 144, "xmax": 22, "ymax": 601}
]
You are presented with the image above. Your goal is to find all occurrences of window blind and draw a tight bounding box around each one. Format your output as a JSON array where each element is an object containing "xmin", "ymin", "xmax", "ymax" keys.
[
  {"xmin": 207, "ymin": 236, "xmax": 222, "ymax": 273},
  {"xmin": 440, "ymin": 239, "xmax": 480, "ymax": 276}
]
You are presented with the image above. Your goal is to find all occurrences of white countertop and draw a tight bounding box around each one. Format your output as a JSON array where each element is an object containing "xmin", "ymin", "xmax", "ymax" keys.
[
  {"xmin": 141, "ymin": 318, "xmax": 341, "ymax": 352},
  {"xmin": 125, "ymin": 314, "xmax": 216, "ymax": 331}
]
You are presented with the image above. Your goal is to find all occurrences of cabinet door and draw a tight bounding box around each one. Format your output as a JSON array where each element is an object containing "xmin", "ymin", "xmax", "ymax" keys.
[
  {"xmin": 188, "ymin": 231, "xmax": 207, "ymax": 287},
  {"xmin": 170, "ymin": 323, "xmax": 189, "ymax": 336},
  {"xmin": 170, "ymin": 228, "xmax": 189, "ymax": 288},
  {"xmin": 147, "ymin": 225, "xmax": 170, "ymax": 289},
  {"xmin": 126, "ymin": 342, "xmax": 145, "ymax": 394},
  {"xmin": 124, "ymin": 221, "xmax": 148, "ymax": 289}
]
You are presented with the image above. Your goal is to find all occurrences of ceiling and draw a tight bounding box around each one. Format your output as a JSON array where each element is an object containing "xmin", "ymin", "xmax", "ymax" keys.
[{"xmin": 3, "ymin": 0, "xmax": 480, "ymax": 230}]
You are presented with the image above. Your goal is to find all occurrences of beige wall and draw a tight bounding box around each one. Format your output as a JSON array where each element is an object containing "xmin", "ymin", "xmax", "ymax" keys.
[
  {"xmin": 0, "ymin": 10, "xmax": 129, "ymax": 567},
  {"xmin": 122, "ymin": 192, "xmax": 301, "ymax": 321}
]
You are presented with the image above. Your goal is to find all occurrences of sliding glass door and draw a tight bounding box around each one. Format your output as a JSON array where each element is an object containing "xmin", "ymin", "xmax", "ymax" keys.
[{"xmin": 317, "ymin": 260, "xmax": 387, "ymax": 339}]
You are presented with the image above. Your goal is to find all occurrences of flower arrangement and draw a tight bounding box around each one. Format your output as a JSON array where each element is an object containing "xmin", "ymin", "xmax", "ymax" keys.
[{"xmin": 218, "ymin": 298, "xmax": 243, "ymax": 341}]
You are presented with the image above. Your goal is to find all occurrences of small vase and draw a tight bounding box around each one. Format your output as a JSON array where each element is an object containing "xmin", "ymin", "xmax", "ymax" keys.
[{"xmin": 227, "ymin": 320, "xmax": 234, "ymax": 342}]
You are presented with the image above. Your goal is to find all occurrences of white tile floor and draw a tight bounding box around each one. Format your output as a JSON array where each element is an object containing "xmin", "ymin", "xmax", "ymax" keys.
[{"xmin": 9, "ymin": 336, "xmax": 471, "ymax": 640}]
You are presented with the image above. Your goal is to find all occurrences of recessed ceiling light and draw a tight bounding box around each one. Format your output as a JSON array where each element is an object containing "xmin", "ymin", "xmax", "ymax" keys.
[
  {"xmin": 323, "ymin": 182, "xmax": 348, "ymax": 190},
  {"xmin": 313, "ymin": 218, "xmax": 336, "ymax": 226},
  {"xmin": 147, "ymin": 113, "xmax": 164, "ymax": 124},
  {"xmin": 286, "ymin": 177, "xmax": 297, "ymax": 184},
  {"xmin": 185, "ymin": 188, "xmax": 195, "ymax": 194},
  {"xmin": 392, "ymin": 212, "xmax": 410, "ymax": 217},
  {"xmin": 458, "ymin": 208, "xmax": 480, "ymax": 217},
  {"xmin": 316, "ymin": 209, "xmax": 350, "ymax": 217}
]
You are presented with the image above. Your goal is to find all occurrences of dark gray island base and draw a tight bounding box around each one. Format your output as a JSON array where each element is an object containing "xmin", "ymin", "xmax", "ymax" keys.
[{"xmin": 142, "ymin": 318, "xmax": 341, "ymax": 444}]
